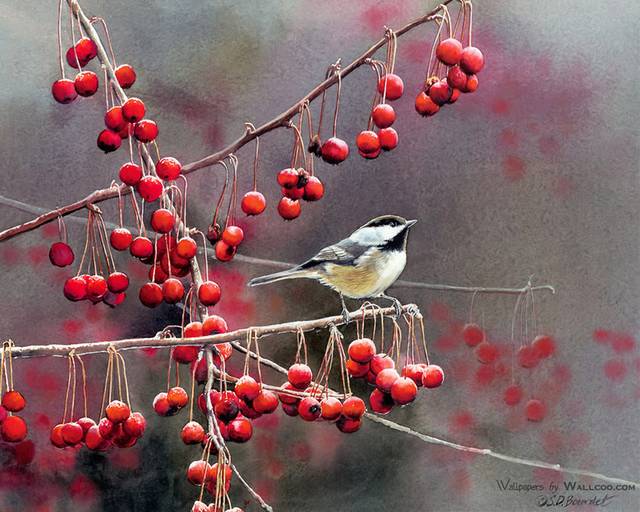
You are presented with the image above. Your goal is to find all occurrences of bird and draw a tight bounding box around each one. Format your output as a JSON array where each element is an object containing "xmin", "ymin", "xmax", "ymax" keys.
[{"xmin": 247, "ymin": 215, "xmax": 417, "ymax": 321}]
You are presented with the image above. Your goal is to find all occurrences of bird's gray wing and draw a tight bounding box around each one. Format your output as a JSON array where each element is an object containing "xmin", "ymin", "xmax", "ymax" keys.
[{"xmin": 298, "ymin": 237, "xmax": 371, "ymax": 269}]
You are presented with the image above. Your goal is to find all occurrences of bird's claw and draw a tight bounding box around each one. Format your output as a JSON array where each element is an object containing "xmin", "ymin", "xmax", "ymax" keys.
[
  {"xmin": 392, "ymin": 299, "xmax": 403, "ymax": 318},
  {"xmin": 341, "ymin": 307, "xmax": 351, "ymax": 325}
]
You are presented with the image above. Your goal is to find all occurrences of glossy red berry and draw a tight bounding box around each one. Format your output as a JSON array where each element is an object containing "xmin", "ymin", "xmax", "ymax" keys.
[
  {"xmin": 115, "ymin": 64, "xmax": 136, "ymax": 89},
  {"xmin": 287, "ymin": 363, "xmax": 313, "ymax": 389},
  {"xmin": 167, "ymin": 386, "xmax": 189, "ymax": 409},
  {"xmin": 137, "ymin": 175, "xmax": 163, "ymax": 202},
  {"xmin": 278, "ymin": 382, "xmax": 301, "ymax": 405},
  {"xmin": 187, "ymin": 460, "xmax": 210, "ymax": 485},
  {"xmin": 277, "ymin": 168, "xmax": 299, "ymax": 188},
  {"xmin": 180, "ymin": 421, "xmax": 205, "ymax": 445},
  {"xmin": 2, "ymin": 391, "xmax": 25, "ymax": 412},
  {"xmin": 118, "ymin": 162, "xmax": 143, "ymax": 186},
  {"xmin": 51, "ymin": 79, "xmax": 78, "ymax": 104},
  {"xmin": 463, "ymin": 74, "xmax": 479, "ymax": 93},
  {"xmin": 174, "ymin": 237, "xmax": 197, "ymax": 259},
  {"xmin": 73, "ymin": 38, "xmax": 97, "ymax": 63},
  {"xmin": 415, "ymin": 92, "xmax": 440, "ymax": 116},
  {"xmin": 370, "ymin": 353, "xmax": 395, "ymax": 374},
  {"xmin": 198, "ymin": 281, "xmax": 221, "ymax": 306},
  {"xmin": 129, "ymin": 236, "xmax": 153, "ymax": 258},
  {"xmin": 356, "ymin": 130, "xmax": 381, "ymax": 154},
  {"xmin": 235, "ymin": 376, "xmax": 261, "ymax": 402},
  {"xmin": 390, "ymin": 377, "xmax": 418, "ymax": 405},
  {"xmin": 460, "ymin": 46, "xmax": 485, "ymax": 74},
  {"xmin": 369, "ymin": 388, "xmax": 394, "ymax": 414},
  {"xmin": 151, "ymin": 208, "xmax": 175, "ymax": 233},
  {"xmin": 85, "ymin": 425, "xmax": 109, "ymax": 451},
  {"xmin": 336, "ymin": 416, "xmax": 362, "ymax": 434},
  {"xmin": 319, "ymin": 397, "xmax": 343, "ymax": 421},
  {"xmin": 86, "ymin": 274, "xmax": 108, "ymax": 301},
  {"xmin": 525, "ymin": 399, "xmax": 546, "ymax": 422},
  {"xmin": 282, "ymin": 185, "xmax": 304, "ymax": 200},
  {"xmin": 162, "ymin": 278, "xmax": 184, "ymax": 304},
  {"xmin": 76, "ymin": 417, "xmax": 96, "ymax": 435},
  {"xmin": 214, "ymin": 392, "xmax": 239, "ymax": 422},
  {"xmin": 372, "ymin": 104, "xmax": 396, "ymax": 129},
  {"xmin": 277, "ymin": 197, "xmax": 301, "ymax": 220},
  {"xmin": 73, "ymin": 71, "xmax": 99, "ymax": 97},
  {"xmin": 422, "ymin": 364, "xmax": 445, "ymax": 388},
  {"xmin": 303, "ymin": 176, "xmax": 324, "ymax": 201},
  {"xmin": 97, "ymin": 129, "xmax": 122, "ymax": 153},
  {"xmin": 49, "ymin": 242, "xmax": 74, "ymax": 267},
  {"xmin": 532, "ymin": 335, "xmax": 556, "ymax": 358},
  {"xmin": 342, "ymin": 396, "xmax": 366, "ymax": 420},
  {"xmin": 153, "ymin": 392, "xmax": 178, "ymax": 417},
  {"xmin": 63, "ymin": 276, "xmax": 87, "ymax": 301},
  {"xmin": 139, "ymin": 282, "xmax": 163, "ymax": 307},
  {"xmin": 346, "ymin": 358, "xmax": 369, "ymax": 378},
  {"xmin": 348, "ymin": 338, "xmax": 376, "ymax": 364},
  {"xmin": 241, "ymin": 191, "xmax": 267, "ymax": 215},
  {"xmin": 252, "ymin": 390, "xmax": 278, "ymax": 414},
  {"xmin": 134, "ymin": 119, "xmax": 158, "ymax": 143},
  {"xmin": 320, "ymin": 137, "xmax": 349, "ymax": 164},
  {"xmin": 228, "ymin": 417, "xmax": 253, "ymax": 442},
  {"xmin": 401, "ymin": 364, "xmax": 425, "ymax": 387},
  {"xmin": 202, "ymin": 314, "xmax": 228, "ymax": 335},
  {"xmin": 215, "ymin": 239, "xmax": 236, "ymax": 261},
  {"xmin": 429, "ymin": 79, "xmax": 452, "ymax": 106},
  {"xmin": 447, "ymin": 66, "xmax": 468, "ymax": 90},
  {"xmin": 107, "ymin": 271, "xmax": 129, "ymax": 293},
  {"xmin": 123, "ymin": 412, "xmax": 146, "ymax": 438},
  {"xmin": 222, "ymin": 226, "xmax": 244, "ymax": 247},
  {"xmin": 377, "ymin": 73, "xmax": 404, "ymax": 100},
  {"xmin": 155, "ymin": 157, "xmax": 182, "ymax": 181},
  {"xmin": 378, "ymin": 127, "xmax": 398, "ymax": 151},
  {"xmin": 436, "ymin": 37, "xmax": 463, "ymax": 65},
  {"xmin": 50, "ymin": 424, "xmax": 66, "ymax": 448},
  {"xmin": 61, "ymin": 422, "xmax": 84, "ymax": 445},
  {"xmin": 98, "ymin": 417, "xmax": 114, "ymax": 439},
  {"xmin": 121, "ymin": 98, "xmax": 146, "ymax": 123},
  {"xmin": 105, "ymin": 400, "xmax": 131, "ymax": 423},
  {"xmin": 503, "ymin": 384, "xmax": 523, "ymax": 406},
  {"xmin": 109, "ymin": 228, "xmax": 132, "ymax": 251},
  {"xmin": 3, "ymin": 416, "xmax": 29, "ymax": 442},
  {"xmin": 298, "ymin": 397, "xmax": 321, "ymax": 421},
  {"xmin": 462, "ymin": 323, "xmax": 484, "ymax": 347},
  {"xmin": 375, "ymin": 368, "xmax": 400, "ymax": 393}
]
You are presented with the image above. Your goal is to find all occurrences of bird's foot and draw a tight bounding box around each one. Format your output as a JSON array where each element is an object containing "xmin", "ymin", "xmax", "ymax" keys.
[
  {"xmin": 380, "ymin": 293, "xmax": 404, "ymax": 318},
  {"xmin": 341, "ymin": 306, "xmax": 351, "ymax": 325}
]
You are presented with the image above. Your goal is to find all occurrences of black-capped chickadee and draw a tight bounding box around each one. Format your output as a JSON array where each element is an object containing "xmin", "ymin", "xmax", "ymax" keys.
[{"xmin": 248, "ymin": 215, "xmax": 417, "ymax": 320}]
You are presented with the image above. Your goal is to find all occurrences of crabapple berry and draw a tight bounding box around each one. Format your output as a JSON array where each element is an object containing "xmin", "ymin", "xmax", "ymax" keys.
[
  {"xmin": 121, "ymin": 98, "xmax": 146, "ymax": 123},
  {"xmin": 525, "ymin": 399, "xmax": 546, "ymax": 422},
  {"xmin": 107, "ymin": 271, "xmax": 129, "ymax": 293},
  {"xmin": 532, "ymin": 335, "xmax": 556, "ymax": 358},
  {"xmin": 320, "ymin": 397, "xmax": 343, "ymax": 421},
  {"xmin": 139, "ymin": 282, "xmax": 163, "ymax": 307},
  {"xmin": 105, "ymin": 400, "xmax": 131, "ymax": 423},
  {"xmin": 123, "ymin": 412, "xmax": 146, "ymax": 438},
  {"xmin": 377, "ymin": 73, "xmax": 404, "ymax": 100},
  {"xmin": 156, "ymin": 157, "xmax": 182, "ymax": 181},
  {"xmin": 475, "ymin": 341, "xmax": 498, "ymax": 364},
  {"xmin": 320, "ymin": 137, "xmax": 349, "ymax": 164},
  {"xmin": 460, "ymin": 46, "xmax": 485, "ymax": 74},
  {"xmin": 447, "ymin": 66, "xmax": 468, "ymax": 90},
  {"xmin": 115, "ymin": 64, "xmax": 136, "ymax": 89},
  {"xmin": 71, "ymin": 38, "xmax": 97, "ymax": 63},
  {"xmin": 167, "ymin": 386, "xmax": 189, "ymax": 409},
  {"xmin": 369, "ymin": 388, "xmax": 394, "ymax": 414},
  {"xmin": 228, "ymin": 416, "xmax": 253, "ymax": 442},
  {"xmin": 336, "ymin": 416, "xmax": 361, "ymax": 434},
  {"xmin": 369, "ymin": 353, "xmax": 395, "ymax": 374},
  {"xmin": 198, "ymin": 281, "xmax": 221, "ymax": 306},
  {"xmin": 401, "ymin": 364, "xmax": 424, "ymax": 387},
  {"xmin": 517, "ymin": 345, "xmax": 539, "ymax": 368},
  {"xmin": 422, "ymin": 364, "xmax": 445, "ymax": 388},
  {"xmin": 50, "ymin": 424, "xmax": 66, "ymax": 448},
  {"xmin": 51, "ymin": 79, "xmax": 78, "ymax": 104},
  {"xmin": 428, "ymin": 79, "xmax": 452, "ymax": 106},
  {"xmin": 252, "ymin": 390, "xmax": 278, "ymax": 414},
  {"xmin": 415, "ymin": 92, "xmax": 440, "ymax": 116},
  {"xmin": 341, "ymin": 396, "xmax": 366, "ymax": 420},
  {"xmin": 235, "ymin": 376, "xmax": 261, "ymax": 402},
  {"xmin": 288, "ymin": 363, "xmax": 313, "ymax": 389},
  {"xmin": 390, "ymin": 377, "xmax": 418, "ymax": 405},
  {"xmin": 346, "ymin": 358, "xmax": 369, "ymax": 378},
  {"xmin": 134, "ymin": 119, "xmax": 158, "ymax": 143},
  {"xmin": 277, "ymin": 168, "xmax": 299, "ymax": 188},
  {"xmin": 187, "ymin": 460, "xmax": 209, "ymax": 485},
  {"xmin": 85, "ymin": 425, "xmax": 110, "ymax": 451},
  {"xmin": 119, "ymin": 162, "xmax": 143, "ymax": 186},
  {"xmin": 151, "ymin": 208, "xmax": 175, "ymax": 233},
  {"xmin": 241, "ymin": 191, "xmax": 267, "ymax": 215},
  {"xmin": 215, "ymin": 240, "xmax": 237, "ymax": 261},
  {"xmin": 175, "ymin": 237, "xmax": 197, "ymax": 259},
  {"xmin": 97, "ymin": 129, "xmax": 122, "ymax": 152},
  {"xmin": 110, "ymin": 228, "xmax": 133, "ymax": 251},
  {"xmin": 181, "ymin": 421, "xmax": 205, "ymax": 444},
  {"xmin": 378, "ymin": 127, "xmax": 398, "ymax": 151},
  {"xmin": 63, "ymin": 276, "xmax": 87, "ymax": 301},
  {"xmin": 153, "ymin": 392, "xmax": 178, "ymax": 417},
  {"xmin": 277, "ymin": 197, "xmax": 301, "ymax": 220},
  {"xmin": 49, "ymin": 242, "xmax": 74, "ymax": 267},
  {"xmin": 303, "ymin": 176, "xmax": 324, "ymax": 201},
  {"xmin": 348, "ymin": 338, "xmax": 376, "ymax": 364},
  {"xmin": 222, "ymin": 226, "xmax": 244, "ymax": 247},
  {"xmin": 298, "ymin": 397, "xmax": 321, "ymax": 422},
  {"xmin": 74, "ymin": 71, "xmax": 99, "ymax": 97},
  {"xmin": 375, "ymin": 368, "xmax": 400, "ymax": 393},
  {"xmin": 162, "ymin": 278, "xmax": 185, "ymax": 304},
  {"xmin": 436, "ymin": 38, "xmax": 463, "ymax": 65},
  {"xmin": 137, "ymin": 175, "xmax": 163, "ymax": 202},
  {"xmin": 61, "ymin": 422, "xmax": 84, "ymax": 446},
  {"xmin": 2, "ymin": 391, "xmax": 26, "ymax": 412},
  {"xmin": 356, "ymin": 130, "xmax": 381, "ymax": 154},
  {"xmin": 463, "ymin": 74, "xmax": 479, "ymax": 93},
  {"xmin": 503, "ymin": 384, "xmax": 523, "ymax": 406},
  {"xmin": 462, "ymin": 323, "xmax": 484, "ymax": 347},
  {"xmin": 202, "ymin": 314, "xmax": 228, "ymax": 335},
  {"xmin": 1, "ymin": 416, "xmax": 27, "ymax": 443},
  {"xmin": 371, "ymin": 104, "xmax": 396, "ymax": 129},
  {"xmin": 129, "ymin": 236, "xmax": 153, "ymax": 258}
]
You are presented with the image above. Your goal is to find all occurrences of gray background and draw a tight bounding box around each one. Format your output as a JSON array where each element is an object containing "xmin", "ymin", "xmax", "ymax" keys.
[{"xmin": 0, "ymin": 0, "xmax": 639, "ymax": 510}]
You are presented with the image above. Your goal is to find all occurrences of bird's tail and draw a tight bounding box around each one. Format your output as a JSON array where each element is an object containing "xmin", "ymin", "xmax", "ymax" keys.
[{"xmin": 247, "ymin": 268, "xmax": 315, "ymax": 287}]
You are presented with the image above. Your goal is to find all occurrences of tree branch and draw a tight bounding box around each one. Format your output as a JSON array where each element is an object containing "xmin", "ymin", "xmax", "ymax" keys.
[{"xmin": 0, "ymin": 0, "xmax": 453, "ymax": 243}]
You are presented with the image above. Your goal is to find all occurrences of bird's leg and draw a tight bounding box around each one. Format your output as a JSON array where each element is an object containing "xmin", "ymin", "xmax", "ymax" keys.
[
  {"xmin": 339, "ymin": 293, "xmax": 350, "ymax": 324},
  {"xmin": 380, "ymin": 293, "xmax": 403, "ymax": 317}
]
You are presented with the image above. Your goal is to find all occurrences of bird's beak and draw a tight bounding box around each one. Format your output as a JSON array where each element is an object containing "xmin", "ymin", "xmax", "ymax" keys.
[{"xmin": 406, "ymin": 219, "xmax": 417, "ymax": 228}]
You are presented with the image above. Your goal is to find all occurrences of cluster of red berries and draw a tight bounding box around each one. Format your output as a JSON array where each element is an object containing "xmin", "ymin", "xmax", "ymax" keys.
[
  {"xmin": 275, "ymin": 168, "xmax": 324, "ymax": 221},
  {"xmin": 51, "ymin": 400, "xmax": 145, "ymax": 451},
  {"xmin": 345, "ymin": 338, "xmax": 444, "ymax": 414},
  {"xmin": 192, "ymin": 501, "xmax": 243, "ymax": 512},
  {"xmin": 208, "ymin": 225, "xmax": 245, "ymax": 264},
  {"xmin": 0, "ymin": 390, "xmax": 28, "ymax": 443},
  {"xmin": 63, "ymin": 270, "xmax": 130, "ymax": 308},
  {"xmin": 415, "ymin": 38, "xmax": 484, "ymax": 116},
  {"xmin": 187, "ymin": 460, "xmax": 233, "ymax": 501}
]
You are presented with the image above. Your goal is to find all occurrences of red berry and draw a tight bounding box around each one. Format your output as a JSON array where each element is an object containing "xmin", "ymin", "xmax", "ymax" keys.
[
  {"xmin": 134, "ymin": 119, "xmax": 158, "ymax": 143},
  {"xmin": 369, "ymin": 388, "xmax": 394, "ymax": 414},
  {"xmin": 187, "ymin": 460, "xmax": 210, "ymax": 485},
  {"xmin": 175, "ymin": 237, "xmax": 197, "ymax": 259},
  {"xmin": 401, "ymin": 364, "xmax": 424, "ymax": 387},
  {"xmin": 74, "ymin": 71, "xmax": 99, "ymax": 97},
  {"xmin": 115, "ymin": 64, "xmax": 136, "ymax": 89},
  {"xmin": 2, "ymin": 391, "xmax": 25, "ymax": 412},
  {"xmin": 98, "ymin": 417, "xmax": 114, "ymax": 439},
  {"xmin": 415, "ymin": 92, "xmax": 440, "ymax": 116},
  {"xmin": 63, "ymin": 276, "xmax": 87, "ymax": 301},
  {"xmin": 460, "ymin": 46, "xmax": 484, "ymax": 74},
  {"xmin": 215, "ymin": 240, "xmax": 237, "ymax": 262},
  {"xmin": 77, "ymin": 417, "xmax": 96, "ymax": 435},
  {"xmin": 346, "ymin": 358, "xmax": 369, "ymax": 378},
  {"xmin": 517, "ymin": 345, "xmax": 539, "ymax": 368},
  {"xmin": 137, "ymin": 175, "xmax": 163, "ymax": 202},
  {"xmin": 222, "ymin": 226, "xmax": 244, "ymax": 247},
  {"xmin": 162, "ymin": 278, "xmax": 184, "ymax": 304},
  {"xmin": 317, "ymin": 397, "xmax": 341, "ymax": 421},
  {"xmin": 61, "ymin": 422, "xmax": 84, "ymax": 445},
  {"xmin": 181, "ymin": 421, "xmax": 205, "ymax": 445},
  {"xmin": 86, "ymin": 274, "xmax": 108, "ymax": 301},
  {"xmin": 121, "ymin": 98, "xmax": 146, "ymax": 123},
  {"xmin": 49, "ymin": 241, "xmax": 74, "ymax": 267},
  {"xmin": 447, "ymin": 66, "xmax": 468, "ymax": 90},
  {"xmin": 253, "ymin": 390, "xmax": 278, "ymax": 414},
  {"xmin": 85, "ymin": 425, "xmax": 110, "ymax": 451},
  {"xmin": 348, "ymin": 338, "xmax": 376, "ymax": 364},
  {"xmin": 51, "ymin": 79, "xmax": 78, "ymax": 104},
  {"xmin": 50, "ymin": 424, "xmax": 66, "ymax": 448},
  {"xmin": 129, "ymin": 236, "xmax": 153, "ymax": 258},
  {"xmin": 282, "ymin": 185, "xmax": 304, "ymax": 200},
  {"xmin": 370, "ymin": 353, "xmax": 395, "ymax": 374},
  {"xmin": 97, "ymin": 129, "xmax": 122, "ymax": 153},
  {"xmin": 228, "ymin": 416, "xmax": 253, "ymax": 442},
  {"xmin": 65, "ymin": 46, "xmax": 89, "ymax": 69},
  {"xmin": 377, "ymin": 73, "xmax": 404, "ymax": 100},
  {"xmin": 525, "ymin": 399, "xmax": 546, "ymax": 422},
  {"xmin": 429, "ymin": 79, "xmax": 452, "ymax": 105},
  {"xmin": 118, "ymin": 162, "xmax": 142, "ymax": 186},
  {"xmin": 436, "ymin": 38, "xmax": 463, "ymax": 65},
  {"xmin": 150, "ymin": 208, "xmax": 175, "ymax": 233},
  {"xmin": 390, "ymin": 377, "xmax": 417, "ymax": 405},
  {"xmin": 376, "ymin": 368, "xmax": 400, "ymax": 393},
  {"xmin": 153, "ymin": 392, "xmax": 178, "ymax": 417},
  {"xmin": 173, "ymin": 346, "xmax": 200, "ymax": 365},
  {"xmin": 277, "ymin": 382, "xmax": 301, "ymax": 405},
  {"xmin": 74, "ymin": 38, "xmax": 97, "ymax": 62},
  {"xmin": 298, "ymin": 397, "xmax": 321, "ymax": 421},
  {"xmin": 107, "ymin": 271, "xmax": 129, "ymax": 293},
  {"xmin": 378, "ymin": 127, "xmax": 398, "ymax": 151},
  {"xmin": 372, "ymin": 104, "xmax": 396, "ymax": 129},
  {"xmin": 336, "ymin": 416, "xmax": 362, "ymax": 434},
  {"xmin": 448, "ymin": 88, "xmax": 461, "ymax": 104},
  {"xmin": 110, "ymin": 228, "xmax": 133, "ymax": 251},
  {"xmin": 198, "ymin": 281, "xmax": 221, "ymax": 306},
  {"xmin": 139, "ymin": 282, "xmax": 163, "ymax": 307},
  {"xmin": 1, "ymin": 416, "xmax": 27, "ymax": 443},
  {"xmin": 156, "ymin": 157, "xmax": 182, "ymax": 181},
  {"xmin": 359, "ymin": 148, "xmax": 381, "ymax": 159},
  {"xmin": 356, "ymin": 130, "xmax": 380, "ymax": 154},
  {"xmin": 241, "ymin": 191, "xmax": 267, "ymax": 215},
  {"xmin": 463, "ymin": 74, "xmax": 479, "ymax": 93},
  {"xmin": 214, "ymin": 396, "xmax": 239, "ymax": 423},
  {"xmin": 320, "ymin": 137, "xmax": 349, "ymax": 164},
  {"xmin": 122, "ymin": 412, "xmax": 146, "ymax": 438},
  {"xmin": 167, "ymin": 386, "xmax": 188, "ymax": 409},
  {"xmin": 287, "ymin": 363, "xmax": 313, "ymax": 389},
  {"xmin": 462, "ymin": 323, "xmax": 484, "ymax": 347},
  {"xmin": 422, "ymin": 364, "xmax": 445, "ymax": 388},
  {"xmin": 202, "ymin": 314, "xmax": 228, "ymax": 335},
  {"xmin": 105, "ymin": 400, "xmax": 131, "ymax": 423},
  {"xmin": 277, "ymin": 168, "xmax": 299, "ymax": 188},
  {"xmin": 183, "ymin": 321, "xmax": 203, "ymax": 339},
  {"xmin": 235, "ymin": 376, "xmax": 261, "ymax": 402},
  {"xmin": 342, "ymin": 396, "xmax": 366, "ymax": 420},
  {"xmin": 277, "ymin": 197, "xmax": 301, "ymax": 220},
  {"xmin": 475, "ymin": 341, "xmax": 498, "ymax": 364},
  {"xmin": 303, "ymin": 176, "xmax": 324, "ymax": 201},
  {"xmin": 532, "ymin": 335, "xmax": 556, "ymax": 359},
  {"xmin": 503, "ymin": 384, "xmax": 523, "ymax": 406}
]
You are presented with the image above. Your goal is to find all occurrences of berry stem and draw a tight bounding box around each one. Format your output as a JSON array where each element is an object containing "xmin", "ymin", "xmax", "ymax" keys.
[{"xmin": 56, "ymin": 0, "xmax": 65, "ymax": 78}]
